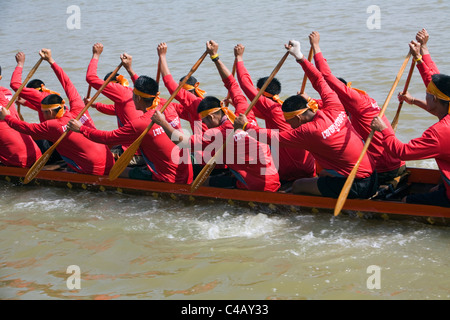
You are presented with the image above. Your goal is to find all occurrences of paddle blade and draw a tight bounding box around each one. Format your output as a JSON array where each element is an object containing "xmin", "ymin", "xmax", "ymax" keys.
[
  {"xmin": 108, "ymin": 132, "xmax": 145, "ymax": 181},
  {"xmin": 23, "ymin": 147, "xmax": 54, "ymax": 184}
]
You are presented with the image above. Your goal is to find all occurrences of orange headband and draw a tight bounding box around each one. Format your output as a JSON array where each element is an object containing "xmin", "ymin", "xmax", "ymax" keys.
[
  {"xmin": 347, "ymin": 82, "xmax": 367, "ymax": 96},
  {"xmin": 115, "ymin": 74, "xmax": 129, "ymax": 87},
  {"xmin": 261, "ymin": 91, "xmax": 284, "ymax": 105},
  {"xmin": 133, "ymin": 88, "xmax": 160, "ymax": 110},
  {"xmin": 199, "ymin": 101, "xmax": 236, "ymax": 124},
  {"xmin": 183, "ymin": 82, "xmax": 206, "ymax": 98},
  {"xmin": 283, "ymin": 98, "xmax": 318, "ymax": 120},
  {"xmin": 37, "ymin": 84, "xmax": 60, "ymax": 96}
]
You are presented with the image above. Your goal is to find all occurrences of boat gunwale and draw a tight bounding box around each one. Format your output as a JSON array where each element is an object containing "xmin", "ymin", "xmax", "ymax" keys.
[{"xmin": 1, "ymin": 166, "xmax": 450, "ymax": 221}]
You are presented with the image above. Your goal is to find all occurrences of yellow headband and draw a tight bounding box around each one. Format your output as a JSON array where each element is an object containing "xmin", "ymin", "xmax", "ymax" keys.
[
  {"xmin": 41, "ymin": 100, "xmax": 66, "ymax": 119},
  {"xmin": 199, "ymin": 101, "xmax": 236, "ymax": 124},
  {"xmin": 261, "ymin": 91, "xmax": 284, "ymax": 105},
  {"xmin": 427, "ymin": 80, "xmax": 450, "ymax": 102},
  {"xmin": 283, "ymin": 98, "xmax": 318, "ymax": 120},
  {"xmin": 183, "ymin": 82, "xmax": 206, "ymax": 98},
  {"xmin": 133, "ymin": 88, "xmax": 160, "ymax": 110}
]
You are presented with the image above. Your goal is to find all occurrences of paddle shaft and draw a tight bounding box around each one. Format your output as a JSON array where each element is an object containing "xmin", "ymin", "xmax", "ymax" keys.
[
  {"xmin": 5, "ymin": 57, "xmax": 43, "ymax": 110},
  {"xmin": 190, "ymin": 51, "xmax": 290, "ymax": 193},
  {"xmin": 23, "ymin": 62, "xmax": 123, "ymax": 184},
  {"xmin": 108, "ymin": 51, "xmax": 209, "ymax": 181},
  {"xmin": 391, "ymin": 59, "xmax": 416, "ymax": 132},
  {"xmin": 86, "ymin": 85, "xmax": 92, "ymax": 99},
  {"xmin": 156, "ymin": 58, "xmax": 161, "ymax": 84},
  {"xmin": 300, "ymin": 47, "xmax": 314, "ymax": 94},
  {"xmin": 333, "ymin": 52, "xmax": 412, "ymax": 217}
]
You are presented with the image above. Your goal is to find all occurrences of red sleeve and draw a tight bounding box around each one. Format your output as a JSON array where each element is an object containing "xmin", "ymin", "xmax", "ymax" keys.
[
  {"xmin": 381, "ymin": 126, "xmax": 441, "ymax": 160},
  {"xmin": 235, "ymin": 61, "xmax": 274, "ymax": 117},
  {"xmin": 417, "ymin": 61, "xmax": 434, "ymax": 87},
  {"xmin": 422, "ymin": 54, "xmax": 440, "ymax": 75},
  {"xmin": 245, "ymin": 123, "xmax": 308, "ymax": 150},
  {"xmin": 10, "ymin": 66, "xmax": 47, "ymax": 107},
  {"xmin": 162, "ymin": 74, "xmax": 199, "ymax": 116},
  {"xmin": 222, "ymin": 74, "xmax": 253, "ymax": 118},
  {"xmin": 80, "ymin": 122, "xmax": 138, "ymax": 146},
  {"xmin": 94, "ymin": 102, "xmax": 116, "ymax": 116},
  {"xmin": 131, "ymin": 73, "xmax": 139, "ymax": 85},
  {"xmin": 51, "ymin": 62, "xmax": 85, "ymax": 115},
  {"xmin": 314, "ymin": 52, "xmax": 363, "ymax": 111},
  {"xmin": 299, "ymin": 58, "xmax": 344, "ymax": 113},
  {"xmin": 86, "ymin": 58, "xmax": 128, "ymax": 103},
  {"xmin": 4, "ymin": 114, "xmax": 53, "ymax": 140}
]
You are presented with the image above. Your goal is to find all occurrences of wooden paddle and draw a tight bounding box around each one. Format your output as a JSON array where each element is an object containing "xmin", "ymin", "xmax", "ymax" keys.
[
  {"xmin": 86, "ymin": 85, "xmax": 92, "ymax": 100},
  {"xmin": 333, "ymin": 52, "xmax": 412, "ymax": 217},
  {"xmin": 156, "ymin": 58, "xmax": 161, "ymax": 84},
  {"xmin": 300, "ymin": 47, "xmax": 314, "ymax": 94},
  {"xmin": 23, "ymin": 62, "xmax": 123, "ymax": 184},
  {"xmin": 108, "ymin": 51, "xmax": 208, "ymax": 181},
  {"xmin": 5, "ymin": 57, "xmax": 43, "ymax": 111},
  {"xmin": 391, "ymin": 59, "xmax": 416, "ymax": 132},
  {"xmin": 17, "ymin": 103, "xmax": 25, "ymax": 121},
  {"xmin": 190, "ymin": 51, "xmax": 290, "ymax": 193}
]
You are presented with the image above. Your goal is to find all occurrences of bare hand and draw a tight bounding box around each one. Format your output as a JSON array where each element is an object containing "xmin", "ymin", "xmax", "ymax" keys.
[
  {"xmin": 408, "ymin": 40, "xmax": 421, "ymax": 60},
  {"xmin": 67, "ymin": 119, "xmax": 83, "ymax": 133},
  {"xmin": 371, "ymin": 116, "xmax": 388, "ymax": 132},
  {"xmin": 416, "ymin": 28, "xmax": 429, "ymax": 46},
  {"xmin": 398, "ymin": 91, "xmax": 414, "ymax": 104},
  {"xmin": 16, "ymin": 97, "xmax": 27, "ymax": 105},
  {"xmin": 309, "ymin": 31, "xmax": 320, "ymax": 46},
  {"xmin": 15, "ymin": 52, "xmax": 25, "ymax": 67},
  {"xmin": 120, "ymin": 53, "xmax": 132, "ymax": 70},
  {"xmin": 233, "ymin": 114, "xmax": 248, "ymax": 131},
  {"xmin": 92, "ymin": 43, "xmax": 104, "ymax": 57},
  {"xmin": 39, "ymin": 48, "xmax": 55, "ymax": 64},
  {"xmin": 206, "ymin": 40, "xmax": 219, "ymax": 56},
  {"xmin": 157, "ymin": 42, "xmax": 168, "ymax": 57},
  {"xmin": 234, "ymin": 44, "xmax": 245, "ymax": 61},
  {"xmin": 151, "ymin": 110, "xmax": 166, "ymax": 126},
  {"xmin": 0, "ymin": 105, "xmax": 10, "ymax": 120}
]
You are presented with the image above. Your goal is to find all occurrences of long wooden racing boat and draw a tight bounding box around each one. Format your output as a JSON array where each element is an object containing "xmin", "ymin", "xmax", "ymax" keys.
[{"xmin": 1, "ymin": 165, "xmax": 450, "ymax": 226}]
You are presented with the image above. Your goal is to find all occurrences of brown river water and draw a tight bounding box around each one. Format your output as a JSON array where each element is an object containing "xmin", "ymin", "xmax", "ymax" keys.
[{"xmin": 0, "ymin": 0, "xmax": 449, "ymax": 301}]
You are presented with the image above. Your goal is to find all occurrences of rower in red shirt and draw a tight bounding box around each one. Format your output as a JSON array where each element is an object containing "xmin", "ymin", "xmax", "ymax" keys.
[
  {"xmin": 0, "ymin": 49, "xmax": 115, "ymax": 176},
  {"xmin": 10, "ymin": 52, "xmax": 96, "ymax": 129},
  {"xmin": 68, "ymin": 74, "xmax": 193, "ymax": 184},
  {"xmin": 372, "ymin": 53, "xmax": 450, "ymax": 207},
  {"xmin": 234, "ymin": 39, "xmax": 377, "ymax": 199},
  {"xmin": 151, "ymin": 40, "xmax": 280, "ymax": 192},
  {"xmin": 233, "ymin": 43, "xmax": 316, "ymax": 182},
  {"xmin": 0, "ymin": 89, "xmax": 42, "ymax": 167},
  {"xmin": 308, "ymin": 31, "xmax": 406, "ymax": 184},
  {"xmin": 157, "ymin": 42, "xmax": 228, "ymax": 176}
]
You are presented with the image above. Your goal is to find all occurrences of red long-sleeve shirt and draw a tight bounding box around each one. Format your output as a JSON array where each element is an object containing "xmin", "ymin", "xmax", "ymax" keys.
[
  {"xmin": 381, "ymin": 116, "xmax": 450, "ymax": 200},
  {"xmin": 189, "ymin": 74, "xmax": 281, "ymax": 192},
  {"xmin": 80, "ymin": 109, "xmax": 193, "ymax": 184},
  {"xmin": 11, "ymin": 64, "xmax": 96, "ymax": 128},
  {"xmin": 0, "ymin": 94, "xmax": 42, "ymax": 167},
  {"xmin": 245, "ymin": 58, "xmax": 375, "ymax": 180},
  {"xmin": 4, "ymin": 63, "xmax": 114, "ymax": 175},
  {"xmin": 314, "ymin": 52, "xmax": 405, "ymax": 173},
  {"xmin": 417, "ymin": 53, "xmax": 440, "ymax": 87},
  {"xmin": 86, "ymin": 58, "xmax": 142, "ymax": 128},
  {"xmin": 235, "ymin": 60, "xmax": 316, "ymax": 180}
]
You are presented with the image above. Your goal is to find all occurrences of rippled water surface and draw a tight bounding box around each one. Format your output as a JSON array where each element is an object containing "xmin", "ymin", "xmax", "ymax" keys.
[{"xmin": 1, "ymin": 0, "xmax": 450, "ymax": 300}]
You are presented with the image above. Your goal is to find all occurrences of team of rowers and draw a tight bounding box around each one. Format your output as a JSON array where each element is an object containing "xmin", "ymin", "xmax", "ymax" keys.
[{"xmin": 0, "ymin": 29, "xmax": 449, "ymax": 208}]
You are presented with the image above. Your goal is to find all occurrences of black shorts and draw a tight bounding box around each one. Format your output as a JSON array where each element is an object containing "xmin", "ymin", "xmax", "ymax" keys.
[
  {"xmin": 128, "ymin": 167, "xmax": 153, "ymax": 181},
  {"xmin": 405, "ymin": 184, "xmax": 450, "ymax": 207},
  {"xmin": 317, "ymin": 172, "xmax": 378, "ymax": 199}
]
